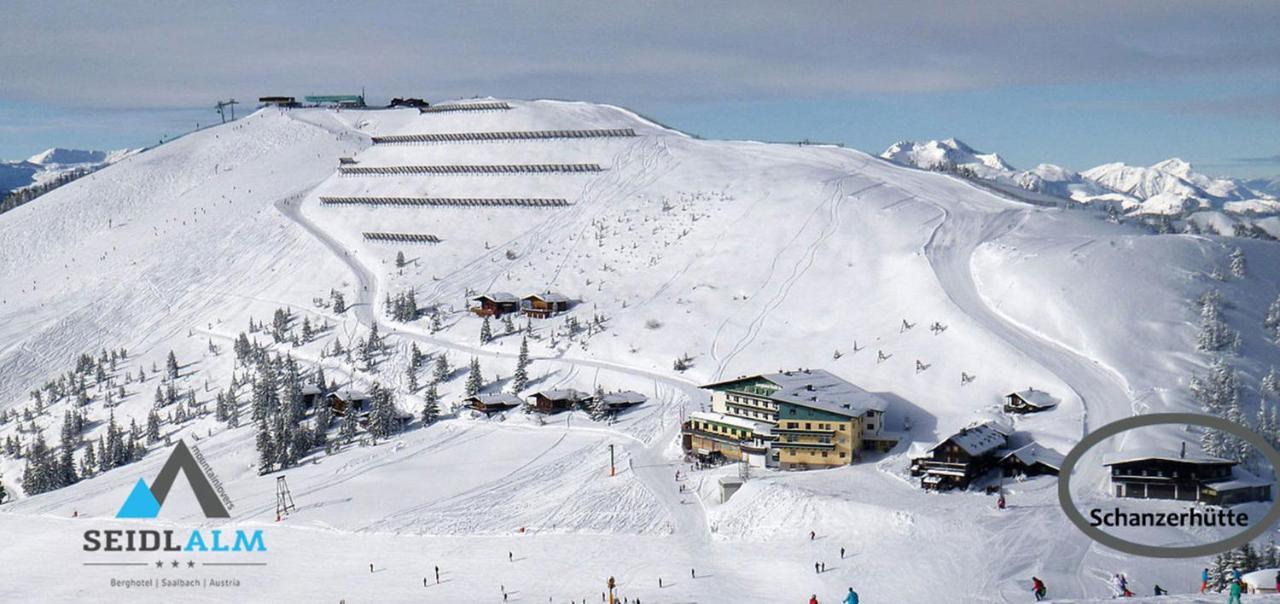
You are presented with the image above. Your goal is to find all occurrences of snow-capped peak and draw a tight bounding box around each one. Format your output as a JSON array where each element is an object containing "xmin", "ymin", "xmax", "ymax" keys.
[
  {"xmin": 25, "ymin": 148, "xmax": 110, "ymax": 166},
  {"xmin": 881, "ymin": 138, "xmax": 1014, "ymax": 175}
]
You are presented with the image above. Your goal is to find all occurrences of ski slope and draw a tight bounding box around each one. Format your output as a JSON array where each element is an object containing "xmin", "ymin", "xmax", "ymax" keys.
[{"xmin": 2, "ymin": 98, "xmax": 1280, "ymax": 602}]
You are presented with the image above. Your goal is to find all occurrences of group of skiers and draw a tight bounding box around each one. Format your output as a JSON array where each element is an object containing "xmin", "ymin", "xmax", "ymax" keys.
[
  {"xmin": 806, "ymin": 588, "xmax": 859, "ymax": 604},
  {"xmin": 1201, "ymin": 566, "xmax": 1269, "ymax": 604}
]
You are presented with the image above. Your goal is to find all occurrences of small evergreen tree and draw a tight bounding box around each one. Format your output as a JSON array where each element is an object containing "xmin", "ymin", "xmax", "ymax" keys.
[
  {"xmin": 434, "ymin": 353, "xmax": 451, "ymax": 383},
  {"xmin": 480, "ymin": 317, "xmax": 493, "ymax": 344},
  {"xmin": 421, "ymin": 382, "xmax": 440, "ymax": 426},
  {"xmin": 166, "ymin": 351, "xmax": 179, "ymax": 380},
  {"xmin": 1229, "ymin": 247, "xmax": 1246, "ymax": 279},
  {"xmin": 511, "ymin": 337, "xmax": 530, "ymax": 394},
  {"xmin": 465, "ymin": 357, "xmax": 483, "ymax": 396}
]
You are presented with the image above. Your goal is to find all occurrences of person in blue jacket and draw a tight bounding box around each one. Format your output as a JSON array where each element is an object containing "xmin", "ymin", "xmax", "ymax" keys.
[
  {"xmin": 843, "ymin": 587, "xmax": 859, "ymax": 604},
  {"xmin": 1201, "ymin": 568, "xmax": 1210, "ymax": 593}
]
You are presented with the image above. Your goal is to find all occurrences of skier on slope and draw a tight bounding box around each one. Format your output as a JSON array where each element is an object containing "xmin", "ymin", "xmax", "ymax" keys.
[
  {"xmin": 1201, "ymin": 568, "xmax": 1210, "ymax": 593},
  {"xmin": 997, "ymin": 492, "xmax": 1006, "ymax": 509},
  {"xmin": 808, "ymin": 595, "xmax": 819, "ymax": 604},
  {"xmin": 843, "ymin": 587, "xmax": 859, "ymax": 604},
  {"xmin": 1031, "ymin": 577, "xmax": 1046, "ymax": 601},
  {"xmin": 1227, "ymin": 578, "xmax": 1243, "ymax": 604}
]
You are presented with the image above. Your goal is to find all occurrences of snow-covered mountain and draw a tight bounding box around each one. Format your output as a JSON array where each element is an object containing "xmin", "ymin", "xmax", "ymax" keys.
[
  {"xmin": 0, "ymin": 147, "xmax": 139, "ymax": 196},
  {"xmin": 882, "ymin": 139, "xmax": 1280, "ymax": 231},
  {"xmin": 1, "ymin": 101, "xmax": 1279, "ymax": 602},
  {"xmin": 880, "ymin": 137, "xmax": 1014, "ymax": 179}
]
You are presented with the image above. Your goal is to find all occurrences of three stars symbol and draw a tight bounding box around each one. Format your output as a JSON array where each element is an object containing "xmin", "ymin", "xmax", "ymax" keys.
[{"xmin": 155, "ymin": 560, "xmax": 196, "ymax": 568}]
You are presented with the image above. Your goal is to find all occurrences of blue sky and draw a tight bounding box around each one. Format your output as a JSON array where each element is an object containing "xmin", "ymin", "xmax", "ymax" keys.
[{"xmin": 2, "ymin": 1, "xmax": 1278, "ymax": 178}]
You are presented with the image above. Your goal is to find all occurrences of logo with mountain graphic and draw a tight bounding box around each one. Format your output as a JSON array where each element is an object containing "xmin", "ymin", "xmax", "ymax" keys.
[{"xmin": 116, "ymin": 440, "xmax": 231, "ymax": 519}]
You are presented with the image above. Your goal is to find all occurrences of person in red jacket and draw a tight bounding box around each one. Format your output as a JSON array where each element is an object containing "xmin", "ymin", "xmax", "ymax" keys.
[
  {"xmin": 808, "ymin": 595, "xmax": 819, "ymax": 604},
  {"xmin": 1031, "ymin": 576, "xmax": 1047, "ymax": 601}
]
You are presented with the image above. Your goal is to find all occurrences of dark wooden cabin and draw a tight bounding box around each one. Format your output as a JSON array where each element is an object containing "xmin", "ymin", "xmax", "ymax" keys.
[
  {"xmin": 327, "ymin": 389, "xmax": 370, "ymax": 417},
  {"xmin": 999, "ymin": 443, "xmax": 1063, "ymax": 477},
  {"xmin": 465, "ymin": 393, "xmax": 522, "ymax": 415},
  {"xmin": 471, "ymin": 292, "xmax": 520, "ymax": 317},
  {"xmin": 1104, "ymin": 446, "xmax": 1272, "ymax": 505},
  {"xmin": 1003, "ymin": 388, "xmax": 1059, "ymax": 414},
  {"xmin": 521, "ymin": 292, "xmax": 571, "ymax": 319},
  {"xmin": 529, "ymin": 389, "xmax": 587, "ymax": 414},
  {"xmin": 910, "ymin": 422, "xmax": 1008, "ymax": 490}
]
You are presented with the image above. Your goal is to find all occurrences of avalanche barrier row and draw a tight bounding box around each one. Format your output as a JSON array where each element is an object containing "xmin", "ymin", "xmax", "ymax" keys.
[
  {"xmin": 418, "ymin": 102, "xmax": 512, "ymax": 113},
  {"xmin": 321, "ymin": 196, "xmax": 571, "ymax": 207},
  {"xmin": 371, "ymin": 128, "xmax": 636, "ymax": 144},
  {"xmin": 363, "ymin": 232, "xmax": 442, "ymax": 243},
  {"xmin": 338, "ymin": 163, "xmax": 604, "ymax": 175}
]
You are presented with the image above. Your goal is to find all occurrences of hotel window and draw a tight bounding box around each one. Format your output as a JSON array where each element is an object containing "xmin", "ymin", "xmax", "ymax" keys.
[
  {"xmin": 805, "ymin": 423, "xmax": 812, "ymax": 430},
  {"xmin": 787, "ymin": 422, "xmax": 798, "ymax": 429},
  {"xmin": 839, "ymin": 425, "xmax": 846, "ymax": 431},
  {"xmin": 821, "ymin": 452, "xmax": 828, "ymax": 458},
  {"xmin": 839, "ymin": 452, "xmax": 847, "ymax": 458}
]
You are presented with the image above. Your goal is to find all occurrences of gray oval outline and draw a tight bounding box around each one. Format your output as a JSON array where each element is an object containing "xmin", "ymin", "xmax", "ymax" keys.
[{"xmin": 1058, "ymin": 412, "xmax": 1280, "ymax": 558}]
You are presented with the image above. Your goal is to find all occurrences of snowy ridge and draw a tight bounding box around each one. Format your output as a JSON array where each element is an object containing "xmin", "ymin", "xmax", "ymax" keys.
[{"xmin": 881, "ymin": 139, "xmax": 1280, "ymax": 232}]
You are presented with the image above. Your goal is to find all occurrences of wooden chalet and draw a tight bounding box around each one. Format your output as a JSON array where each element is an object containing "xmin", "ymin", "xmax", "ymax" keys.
[
  {"xmin": 529, "ymin": 389, "xmax": 587, "ymax": 414},
  {"xmin": 521, "ymin": 292, "xmax": 571, "ymax": 319},
  {"xmin": 301, "ymin": 385, "xmax": 324, "ymax": 410},
  {"xmin": 598, "ymin": 390, "xmax": 647, "ymax": 413},
  {"xmin": 327, "ymin": 389, "xmax": 370, "ymax": 417},
  {"xmin": 471, "ymin": 292, "xmax": 520, "ymax": 317},
  {"xmin": 464, "ymin": 392, "xmax": 522, "ymax": 415},
  {"xmin": 911, "ymin": 422, "xmax": 1009, "ymax": 491},
  {"xmin": 1003, "ymin": 388, "xmax": 1059, "ymax": 414},
  {"xmin": 998, "ymin": 443, "xmax": 1063, "ymax": 477},
  {"xmin": 1104, "ymin": 445, "xmax": 1272, "ymax": 505}
]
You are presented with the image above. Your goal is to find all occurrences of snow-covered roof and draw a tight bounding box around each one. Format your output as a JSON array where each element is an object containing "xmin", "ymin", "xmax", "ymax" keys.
[
  {"xmin": 930, "ymin": 423, "xmax": 1007, "ymax": 457},
  {"xmin": 1102, "ymin": 449, "xmax": 1235, "ymax": 466},
  {"xmin": 601, "ymin": 391, "xmax": 647, "ymax": 406},
  {"xmin": 524, "ymin": 292, "xmax": 569, "ymax": 303},
  {"xmin": 467, "ymin": 392, "xmax": 522, "ymax": 406},
  {"xmin": 705, "ymin": 369, "xmax": 888, "ymax": 418},
  {"xmin": 690, "ymin": 411, "xmax": 770, "ymax": 434},
  {"xmin": 475, "ymin": 292, "xmax": 519, "ymax": 303},
  {"xmin": 1000, "ymin": 443, "xmax": 1064, "ymax": 470},
  {"xmin": 1008, "ymin": 388, "xmax": 1059, "ymax": 408},
  {"xmin": 1205, "ymin": 468, "xmax": 1273, "ymax": 492},
  {"xmin": 1242, "ymin": 569, "xmax": 1280, "ymax": 587},
  {"xmin": 533, "ymin": 388, "xmax": 587, "ymax": 401},
  {"xmin": 331, "ymin": 388, "xmax": 369, "ymax": 401},
  {"xmin": 301, "ymin": 385, "xmax": 323, "ymax": 395}
]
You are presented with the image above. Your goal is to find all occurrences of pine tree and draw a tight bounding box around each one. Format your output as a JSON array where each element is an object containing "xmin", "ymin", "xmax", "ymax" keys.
[
  {"xmin": 395, "ymin": 251, "xmax": 406, "ymax": 268},
  {"xmin": 502, "ymin": 314, "xmax": 515, "ymax": 335},
  {"xmin": 81, "ymin": 440, "xmax": 96, "ymax": 478},
  {"xmin": 421, "ymin": 382, "xmax": 440, "ymax": 426},
  {"xmin": 480, "ymin": 317, "xmax": 493, "ymax": 344},
  {"xmin": 166, "ymin": 351, "xmax": 179, "ymax": 380},
  {"xmin": 511, "ymin": 337, "xmax": 530, "ymax": 394},
  {"xmin": 430, "ymin": 312, "xmax": 443, "ymax": 334},
  {"xmin": 1229, "ymin": 247, "xmax": 1246, "ymax": 279},
  {"xmin": 1266, "ymin": 295, "xmax": 1280, "ymax": 344},
  {"xmin": 226, "ymin": 389, "xmax": 241, "ymax": 428},
  {"xmin": 339, "ymin": 411, "xmax": 357, "ymax": 443},
  {"xmin": 434, "ymin": 353, "xmax": 451, "ymax": 383},
  {"xmin": 1197, "ymin": 291, "xmax": 1238, "ymax": 352},
  {"xmin": 407, "ymin": 364, "xmax": 419, "ymax": 392},
  {"xmin": 465, "ymin": 357, "xmax": 483, "ymax": 396},
  {"xmin": 255, "ymin": 418, "xmax": 273, "ymax": 475},
  {"xmin": 147, "ymin": 410, "xmax": 161, "ymax": 444},
  {"xmin": 331, "ymin": 289, "xmax": 346, "ymax": 314},
  {"xmin": 313, "ymin": 401, "xmax": 332, "ymax": 447},
  {"xmin": 1264, "ymin": 367, "xmax": 1280, "ymax": 398}
]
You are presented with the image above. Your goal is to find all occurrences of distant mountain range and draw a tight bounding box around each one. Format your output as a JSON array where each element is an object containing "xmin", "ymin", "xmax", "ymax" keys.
[
  {"xmin": 0, "ymin": 147, "xmax": 139, "ymax": 197},
  {"xmin": 880, "ymin": 139, "xmax": 1280, "ymax": 224}
]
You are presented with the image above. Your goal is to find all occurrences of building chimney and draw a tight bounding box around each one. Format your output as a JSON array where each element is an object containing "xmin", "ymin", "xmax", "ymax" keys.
[{"xmin": 1180, "ymin": 442, "xmax": 1186, "ymax": 459}]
